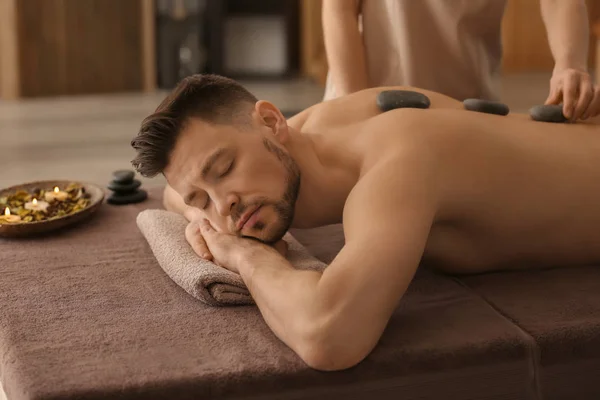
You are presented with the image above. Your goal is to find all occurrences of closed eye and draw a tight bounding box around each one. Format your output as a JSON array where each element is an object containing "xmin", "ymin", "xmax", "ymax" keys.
[{"xmin": 220, "ymin": 160, "xmax": 235, "ymax": 178}]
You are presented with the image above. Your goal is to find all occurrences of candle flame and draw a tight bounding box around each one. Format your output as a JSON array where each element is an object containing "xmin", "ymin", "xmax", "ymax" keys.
[
  {"xmin": 32, "ymin": 198, "xmax": 38, "ymax": 205},
  {"xmin": 4, "ymin": 207, "xmax": 9, "ymax": 216},
  {"xmin": 54, "ymin": 186, "xmax": 59, "ymax": 193}
]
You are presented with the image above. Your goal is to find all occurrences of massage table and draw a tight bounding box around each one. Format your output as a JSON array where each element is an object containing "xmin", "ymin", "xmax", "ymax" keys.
[{"xmin": 1, "ymin": 186, "xmax": 599, "ymax": 400}]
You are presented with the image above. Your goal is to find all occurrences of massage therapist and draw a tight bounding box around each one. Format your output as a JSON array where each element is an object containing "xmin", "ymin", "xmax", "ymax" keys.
[{"xmin": 322, "ymin": 0, "xmax": 600, "ymax": 121}]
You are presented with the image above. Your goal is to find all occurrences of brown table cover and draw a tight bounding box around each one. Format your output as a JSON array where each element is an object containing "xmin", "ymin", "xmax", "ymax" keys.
[
  {"xmin": 461, "ymin": 267, "xmax": 600, "ymax": 400},
  {"xmin": 0, "ymin": 186, "xmax": 596, "ymax": 400}
]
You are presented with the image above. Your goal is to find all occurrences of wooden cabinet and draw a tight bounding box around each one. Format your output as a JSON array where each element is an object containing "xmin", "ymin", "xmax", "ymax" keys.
[
  {"xmin": 595, "ymin": 21, "xmax": 600, "ymax": 80},
  {"xmin": 0, "ymin": 0, "xmax": 155, "ymax": 99},
  {"xmin": 500, "ymin": 0, "xmax": 554, "ymax": 73},
  {"xmin": 300, "ymin": 0, "xmax": 328, "ymax": 86}
]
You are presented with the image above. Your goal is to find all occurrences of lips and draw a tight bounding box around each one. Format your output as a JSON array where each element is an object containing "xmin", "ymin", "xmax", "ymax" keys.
[{"xmin": 236, "ymin": 205, "xmax": 261, "ymax": 232}]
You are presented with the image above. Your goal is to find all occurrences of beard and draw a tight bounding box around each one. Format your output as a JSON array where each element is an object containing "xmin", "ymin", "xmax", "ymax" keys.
[{"xmin": 232, "ymin": 139, "xmax": 300, "ymax": 244}]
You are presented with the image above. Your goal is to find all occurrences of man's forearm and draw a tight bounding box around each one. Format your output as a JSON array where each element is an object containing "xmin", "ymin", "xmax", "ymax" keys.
[
  {"xmin": 238, "ymin": 250, "xmax": 325, "ymax": 363},
  {"xmin": 322, "ymin": 0, "xmax": 369, "ymax": 95},
  {"xmin": 236, "ymin": 244, "xmax": 393, "ymax": 371},
  {"xmin": 541, "ymin": 0, "xmax": 589, "ymax": 71}
]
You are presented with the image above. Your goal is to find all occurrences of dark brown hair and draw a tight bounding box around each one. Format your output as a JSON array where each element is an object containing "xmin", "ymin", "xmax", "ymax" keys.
[{"xmin": 130, "ymin": 74, "xmax": 258, "ymax": 177}]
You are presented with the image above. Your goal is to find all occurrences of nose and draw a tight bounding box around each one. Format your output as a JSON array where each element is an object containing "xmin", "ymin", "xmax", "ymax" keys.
[{"xmin": 214, "ymin": 192, "xmax": 239, "ymax": 217}]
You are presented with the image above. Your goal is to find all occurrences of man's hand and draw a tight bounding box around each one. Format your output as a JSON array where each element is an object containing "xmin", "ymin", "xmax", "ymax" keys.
[
  {"xmin": 185, "ymin": 219, "xmax": 213, "ymax": 261},
  {"xmin": 546, "ymin": 67, "xmax": 600, "ymax": 121},
  {"xmin": 186, "ymin": 219, "xmax": 288, "ymax": 273}
]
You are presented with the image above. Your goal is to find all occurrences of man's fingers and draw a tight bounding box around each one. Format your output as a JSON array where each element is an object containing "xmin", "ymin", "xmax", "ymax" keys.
[
  {"xmin": 572, "ymin": 78, "xmax": 594, "ymax": 121},
  {"xmin": 197, "ymin": 239, "xmax": 213, "ymax": 260},
  {"xmin": 198, "ymin": 219, "xmax": 220, "ymax": 260},
  {"xmin": 200, "ymin": 219, "xmax": 215, "ymax": 235},
  {"xmin": 193, "ymin": 230, "xmax": 213, "ymax": 260},
  {"xmin": 185, "ymin": 221, "xmax": 213, "ymax": 260}
]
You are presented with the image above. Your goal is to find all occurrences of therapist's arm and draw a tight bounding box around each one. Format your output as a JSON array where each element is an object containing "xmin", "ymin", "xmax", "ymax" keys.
[
  {"xmin": 541, "ymin": 0, "xmax": 600, "ymax": 121},
  {"xmin": 322, "ymin": 0, "xmax": 369, "ymax": 97}
]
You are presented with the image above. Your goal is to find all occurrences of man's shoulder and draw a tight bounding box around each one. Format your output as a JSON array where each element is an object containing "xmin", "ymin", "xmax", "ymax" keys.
[
  {"xmin": 288, "ymin": 89, "xmax": 382, "ymax": 132},
  {"xmin": 288, "ymin": 86, "xmax": 463, "ymax": 133},
  {"xmin": 344, "ymin": 146, "xmax": 439, "ymax": 219},
  {"xmin": 341, "ymin": 152, "xmax": 438, "ymax": 249},
  {"xmin": 287, "ymin": 86, "xmax": 425, "ymax": 131},
  {"xmin": 356, "ymin": 108, "xmax": 450, "ymax": 163}
]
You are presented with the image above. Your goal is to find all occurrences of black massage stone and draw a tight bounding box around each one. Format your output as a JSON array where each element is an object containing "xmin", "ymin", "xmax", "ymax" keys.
[
  {"xmin": 529, "ymin": 104, "xmax": 568, "ymax": 123},
  {"xmin": 376, "ymin": 90, "xmax": 431, "ymax": 112},
  {"xmin": 108, "ymin": 169, "xmax": 147, "ymax": 205},
  {"xmin": 107, "ymin": 179, "xmax": 142, "ymax": 193},
  {"xmin": 463, "ymin": 99, "xmax": 510, "ymax": 116},
  {"xmin": 107, "ymin": 190, "xmax": 148, "ymax": 205},
  {"xmin": 112, "ymin": 170, "xmax": 135, "ymax": 184}
]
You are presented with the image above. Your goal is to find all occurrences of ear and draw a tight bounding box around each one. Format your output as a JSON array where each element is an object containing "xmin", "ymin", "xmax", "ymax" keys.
[{"xmin": 254, "ymin": 100, "xmax": 290, "ymax": 143}]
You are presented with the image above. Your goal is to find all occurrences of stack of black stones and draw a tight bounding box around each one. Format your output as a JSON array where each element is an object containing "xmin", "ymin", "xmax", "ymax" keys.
[
  {"xmin": 376, "ymin": 90, "xmax": 569, "ymax": 123},
  {"xmin": 107, "ymin": 170, "xmax": 148, "ymax": 205}
]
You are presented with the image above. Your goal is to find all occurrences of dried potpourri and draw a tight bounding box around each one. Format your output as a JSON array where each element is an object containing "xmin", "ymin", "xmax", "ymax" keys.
[{"xmin": 0, "ymin": 183, "xmax": 91, "ymax": 223}]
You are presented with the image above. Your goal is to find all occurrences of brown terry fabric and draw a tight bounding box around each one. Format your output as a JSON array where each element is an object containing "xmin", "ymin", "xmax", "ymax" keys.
[
  {"xmin": 136, "ymin": 209, "xmax": 327, "ymax": 306},
  {"xmin": 0, "ymin": 186, "xmax": 533, "ymax": 400},
  {"xmin": 460, "ymin": 266, "xmax": 600, "ymax": 400}
]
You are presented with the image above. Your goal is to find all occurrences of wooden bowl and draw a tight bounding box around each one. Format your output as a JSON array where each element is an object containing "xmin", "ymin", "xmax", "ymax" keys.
[{"xmin": 0, "ymin": 180, "xmax": 104, "ymax": 238}]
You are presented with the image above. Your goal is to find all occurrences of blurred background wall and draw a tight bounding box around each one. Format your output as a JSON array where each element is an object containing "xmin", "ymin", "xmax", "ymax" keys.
[
  {"xmin": 0, "ymin": 0, "xmax": 599, "ymax": 100},
  {"xmin": 0, "ymin": 0, "xmax": 598, "ymax": 188}
]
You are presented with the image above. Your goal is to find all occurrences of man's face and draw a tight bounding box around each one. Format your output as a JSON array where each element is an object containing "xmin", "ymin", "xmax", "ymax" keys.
[{"xmin": 164, "ymin": 118, "xmax": 300, "ymax": 244}]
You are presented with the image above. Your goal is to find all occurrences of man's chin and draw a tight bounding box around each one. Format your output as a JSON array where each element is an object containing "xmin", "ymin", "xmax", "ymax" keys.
[
  {"xmin": 241, "ymin": 231, "xmax": 285, "ymax": 246},
  {"xmin": 241, "ymin": 222, "xmax": 288, "ymax": 245}
]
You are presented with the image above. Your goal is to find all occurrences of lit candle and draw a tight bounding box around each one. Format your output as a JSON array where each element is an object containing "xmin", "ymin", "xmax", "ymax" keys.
[
  {"xmin": 24, "ymin": 198, "xmax": 50, "ymax": 212},
  {"xmin": 0, "ymin": 207, "xmax": 21, "ymax": 223},
  {"xmin": 44, "ymin": 186, "xmax": 69, "ymax": 202}
]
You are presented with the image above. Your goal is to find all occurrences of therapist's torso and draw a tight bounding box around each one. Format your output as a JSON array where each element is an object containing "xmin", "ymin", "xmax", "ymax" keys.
[{"xmin": 324, "ymin": 0, "xmax": 507, "ymax": 101}]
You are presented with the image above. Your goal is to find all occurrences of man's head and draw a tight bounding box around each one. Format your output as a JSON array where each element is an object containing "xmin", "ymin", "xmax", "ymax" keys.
[{"xmin": 131, "ymin": 74, "xmax": 300, "ymax": 243}]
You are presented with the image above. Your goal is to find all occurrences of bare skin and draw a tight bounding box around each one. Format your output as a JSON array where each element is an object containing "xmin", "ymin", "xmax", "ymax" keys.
[{"xmin": 162, "ymin": 86, "xmax": 600, "ymax": 372}]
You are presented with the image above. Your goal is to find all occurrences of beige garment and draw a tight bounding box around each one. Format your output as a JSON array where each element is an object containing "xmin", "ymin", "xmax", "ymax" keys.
[{"xmin": 324, "ymin": 0, "xmax": 506, "ymax": 101}]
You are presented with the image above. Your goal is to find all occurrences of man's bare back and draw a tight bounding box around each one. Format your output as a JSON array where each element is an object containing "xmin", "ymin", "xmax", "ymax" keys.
[
  {"xmin": 288, "ymin": 87, "xmax": 600, "ymax": 274},
  {"xmin": 138, "ymin": 77, "xmax": 600, "ymax": 371}
]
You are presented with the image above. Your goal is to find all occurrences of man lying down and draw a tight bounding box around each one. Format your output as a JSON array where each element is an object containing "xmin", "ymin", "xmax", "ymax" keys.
[{"xmin": 131, "ymin": 74, "xmax": 600, "ymax": 372}]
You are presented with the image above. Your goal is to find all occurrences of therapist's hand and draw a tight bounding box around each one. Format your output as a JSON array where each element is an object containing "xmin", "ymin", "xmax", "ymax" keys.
[{"xmin": 545, "ymin": 67, "xmax": 600, "ymax": 121}]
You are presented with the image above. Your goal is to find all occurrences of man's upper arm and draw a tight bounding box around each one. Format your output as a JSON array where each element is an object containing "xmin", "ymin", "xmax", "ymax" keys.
[{"xmin": 314, "ymin": 160, "xmax": 437, "ymax": 363}]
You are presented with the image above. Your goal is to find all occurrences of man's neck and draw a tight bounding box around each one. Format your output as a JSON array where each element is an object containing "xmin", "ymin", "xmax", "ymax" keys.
[{"xmin": 285, "ymin": 127, "xmax": 360, "ymax": 229}]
